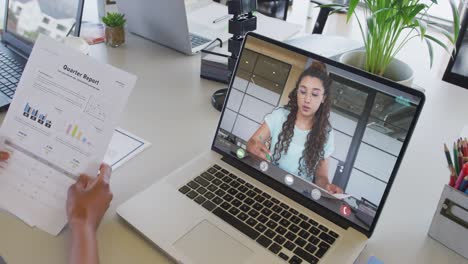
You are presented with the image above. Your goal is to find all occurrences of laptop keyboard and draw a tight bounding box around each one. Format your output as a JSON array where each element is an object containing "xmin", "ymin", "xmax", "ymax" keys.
[
  {"xmin": 179, "ymin": 164, "xmax": 340, "ymax": 264},
  {"xmin": 0, "ymin": 51, "xmax": 23, "ymax": 99},
  {"xmin": 189, "ymin": 34, "xmax": 211, "ymax": 48}
]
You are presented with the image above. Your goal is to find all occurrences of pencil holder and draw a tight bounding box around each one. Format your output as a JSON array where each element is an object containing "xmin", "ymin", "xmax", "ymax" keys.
[{"xmin": 428, "ymin": 185, "xmax": 468, "ymax": 259}]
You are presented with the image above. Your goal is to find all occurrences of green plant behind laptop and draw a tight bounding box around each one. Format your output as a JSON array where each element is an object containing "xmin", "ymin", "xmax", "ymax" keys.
[
  {"xmin": 323, "ymin": 0, "xmax": 461, "ymax": 76},
  {"xmin": 102, "ymin": 12, "xmax": 127, "ymax": 28}
]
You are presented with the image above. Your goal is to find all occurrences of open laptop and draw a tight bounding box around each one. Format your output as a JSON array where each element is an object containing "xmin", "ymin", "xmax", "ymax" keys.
[
  {"xmin": 116, "ymin": 0, "xmax": 227, "ymax": 55},
  {"xmin": 0, "ymin": 0, "xmax": 84, "ymax": 111},
  {"xmin": 117, "ymin": 32, "xmax": 425, "ymax": 264}
]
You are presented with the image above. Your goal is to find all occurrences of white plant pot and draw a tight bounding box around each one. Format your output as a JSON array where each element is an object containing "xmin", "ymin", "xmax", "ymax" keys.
[{"xmin": 339, "ymin": 50, "xmax": 414, "ymax": 87}]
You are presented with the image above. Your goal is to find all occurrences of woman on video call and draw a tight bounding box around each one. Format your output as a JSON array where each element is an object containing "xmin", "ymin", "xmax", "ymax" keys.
[{"xmin": 247, "ymin": 62, "xmax": 343, "ymax": 194}]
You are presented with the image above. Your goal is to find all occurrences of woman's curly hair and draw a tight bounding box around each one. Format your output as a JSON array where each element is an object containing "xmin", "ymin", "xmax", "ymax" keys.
[{"xmin": 272, "ymin": 62, "xmax": 332, "ymax": 180}]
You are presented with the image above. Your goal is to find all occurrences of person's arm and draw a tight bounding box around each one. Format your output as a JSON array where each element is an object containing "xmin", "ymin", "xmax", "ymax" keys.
[
  {"xmin": 314, "ymin": 158, "xmax": 343, "ymax": 194},
  {"xmin": 69, "ymin": 224, "xmax": 99, "ymax": 264},
  {"xmin": 246, "ymin": 123, "xmax": 272, "ymax": 161},
  {"xmin": 67, "ymin": 164, "xmax": 113, "ymax": 264}
]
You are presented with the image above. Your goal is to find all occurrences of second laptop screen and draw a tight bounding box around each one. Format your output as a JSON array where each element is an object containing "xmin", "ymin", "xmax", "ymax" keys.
[{"xmin": 7, "ymin": 0, "xmax": 80, "ymax": 45}]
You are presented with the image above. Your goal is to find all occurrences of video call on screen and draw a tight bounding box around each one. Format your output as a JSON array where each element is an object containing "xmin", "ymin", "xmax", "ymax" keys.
[{"xmin": 214, "ymin": 36, "xmax": 421, "ymax": 229}]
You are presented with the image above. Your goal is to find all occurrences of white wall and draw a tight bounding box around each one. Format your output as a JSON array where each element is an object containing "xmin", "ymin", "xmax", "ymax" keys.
[{"xmin": 422, "ymin": 0, "xmax": 462, "ymax": 22}]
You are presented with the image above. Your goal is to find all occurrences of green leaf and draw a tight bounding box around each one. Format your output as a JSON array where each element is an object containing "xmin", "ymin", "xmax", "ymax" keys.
[
  {"xmin": 425, "ymin": 34, "xmax": 451, "ymax": 54},
  {"xmin": 449, "ymin": 0, "xmax": 460, "ymax": 43},
  {"xmin": 407, "ymin": 4, "xmax": 427, "ymax": 22},
  {"xmin": 346, "ymin": 0, "xmax": 360, "ymax": 23},
  {"xmin": 425, "ymin": 38, "xmax": 434, "ymax": 68},
  {"xmin": 316, "ymin": 4, "xmax": 346, "ymax": 9},
  {"xmin": 366, "ymin": 15, "xmax": 375, "ymax": 34},
  {"xmin": 102, "ymin": 12, "xmax": 126, "ymax": 27},
  {"xmin": 373, "ymin": 7, "xmax": 397, "ymax": 16},
  {"xmin": 329, "ymin": 8, "xmax": 348, "ymax": 16},
  {"xmin": 416, "ymin": 19, "xmax": 427, "ymax": 40},
  {"xmin": 428, "ymin": 23, "xmax": 455, "ymax": 43}
]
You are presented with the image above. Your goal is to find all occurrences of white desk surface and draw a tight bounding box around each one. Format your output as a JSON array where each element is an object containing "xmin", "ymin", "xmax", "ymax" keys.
[{"xmin": 1, "ymin": 31, "xmax": 468, "ymax": 264}]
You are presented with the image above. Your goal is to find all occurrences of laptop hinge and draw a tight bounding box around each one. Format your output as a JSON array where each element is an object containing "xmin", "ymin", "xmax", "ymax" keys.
[{"xmin": 5, "ymin": 43, "xmax": 28, "ymax": 59}]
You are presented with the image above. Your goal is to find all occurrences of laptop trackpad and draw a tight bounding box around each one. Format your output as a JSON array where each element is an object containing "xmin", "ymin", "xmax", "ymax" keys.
[{"xmin": 173, "ymin": 220, "xmax": 254, "ymax": 264}]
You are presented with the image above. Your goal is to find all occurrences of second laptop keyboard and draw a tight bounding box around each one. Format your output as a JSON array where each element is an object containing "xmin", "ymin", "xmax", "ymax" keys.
[
  {"xmin": 179, "ymin": 164, "xmax": 340, "ymax": 264},
  {"xmin": 190, "ymin": 34, "xmax": 211, "ymax": 48},
  {"xmin": 0, "ymin": 51, "xmax": 23, "ymax": 99}
]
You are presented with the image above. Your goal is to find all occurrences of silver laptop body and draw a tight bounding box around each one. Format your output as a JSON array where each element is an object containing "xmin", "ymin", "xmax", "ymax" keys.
[
  {"xmin": 116, "ymin": 0, "xmax": 215, "ymax": 55},
  {"xmin": 118, "ymin": 151, "xmax": 368, "ymax": 264},
  {"xmin": 118, "ymin": 33, "xmax": 425, "ymax": 264}
]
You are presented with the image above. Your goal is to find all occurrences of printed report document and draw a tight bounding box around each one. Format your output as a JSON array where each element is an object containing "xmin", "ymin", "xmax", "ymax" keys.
[{"xmin": 0, "ymin": 35, "xmax": 136, "ymax": 235}]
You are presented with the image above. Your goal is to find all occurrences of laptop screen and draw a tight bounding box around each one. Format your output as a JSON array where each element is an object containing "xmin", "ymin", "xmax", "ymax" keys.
[
  {"xmin": 213, "ymin": 34, "xmax": 424, "ymax": 233},
  {"xmin": 6, "ymin": 0, "xmax": 81, "ymax": 45}
]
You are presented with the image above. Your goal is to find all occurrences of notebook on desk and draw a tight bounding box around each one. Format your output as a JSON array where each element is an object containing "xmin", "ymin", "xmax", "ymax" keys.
[{"xmin": 118, "ymin": 32, "xmax": 425, "ymax": 264}]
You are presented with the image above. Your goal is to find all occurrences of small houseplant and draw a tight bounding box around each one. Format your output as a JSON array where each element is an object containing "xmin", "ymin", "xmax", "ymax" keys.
[
  {"xmin": 102, "ymin": 12, "xmax": 126, "ymax": 47},
  {"xmin": 325, "ymin": 0, "xmax": 461, "ymax": 85}
]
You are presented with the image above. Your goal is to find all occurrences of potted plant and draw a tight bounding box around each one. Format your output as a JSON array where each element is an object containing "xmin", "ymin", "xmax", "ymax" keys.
[
  {"xmin": 324, "ymin": 0, "xmax": 461, "ymax": 86},
  {"xmin": 102, "ymin": 12, "xmax": 127, "ymax": 47}
]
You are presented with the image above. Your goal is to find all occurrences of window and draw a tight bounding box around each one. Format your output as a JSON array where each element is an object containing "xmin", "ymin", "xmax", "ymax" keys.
[
  {"xmin": 56, "ymin": 24, "xmax": 67, "ymax": 32},
  {"xmin": 42, "ymin": 17, "xmax": 50, "ymax": 24},
  {"xmin": 222, "ymin": 49, "xmax": 292, "ymax": 142},
  {"xmin": 329, "ymin": 76, "xmax": 417, "ymax": 205},
  {"xmin": 37, "ymin": 27, "xmax": 51, "ymax": 36}
]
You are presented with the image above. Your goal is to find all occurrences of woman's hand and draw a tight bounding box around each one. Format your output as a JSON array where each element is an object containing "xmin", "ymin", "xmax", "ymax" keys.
[
  {"xmin": 246, "ymin": 123, "xmax": 272, "ymax": 162},
  {"xmin": 246, "ymin": 138, "xmax": 271, "ymax": 162},
  {"xmin": 67, "ymin": 164, "xmax": 113, "ymax": 232},
  {"xmin": 326, "ymin": 183, "xmax": 343, "ymax": 194},
  {"xmin": 67, "ymin": 164, "xmax": 112, "ymax": 264},
  {"xmin": 315, "ymin": 159, "xmax": 343, "ymax": 194}
]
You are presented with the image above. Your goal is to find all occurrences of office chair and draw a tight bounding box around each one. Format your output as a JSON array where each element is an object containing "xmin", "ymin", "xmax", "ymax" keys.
[
  {"xmin": 310, "ymin": 0, "xmax": 348, "ymax": 34},
  {"xmin": 212, "ymin": 0, "xmax": 290, "ymax": 21}
]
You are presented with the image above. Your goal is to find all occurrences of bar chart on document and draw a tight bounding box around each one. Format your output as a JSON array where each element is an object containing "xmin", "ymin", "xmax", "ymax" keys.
[
  {"xmin": 59, "ymin": 119, "xmax": 100, "ymax": 152},
  {"xmin": 1, "ymin": 58, "xmax": 115, "ymax": 178},
  {"xmin": 65, "ymin": 123, "xmax": 92, "ymax": 146},
  {"xmin": 46, "ymin": 94, "xmax": 109, "ymax": 176},
  {"xmin": 23, "ymin": 103, "xmax": 53, "ymax": 128}
]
